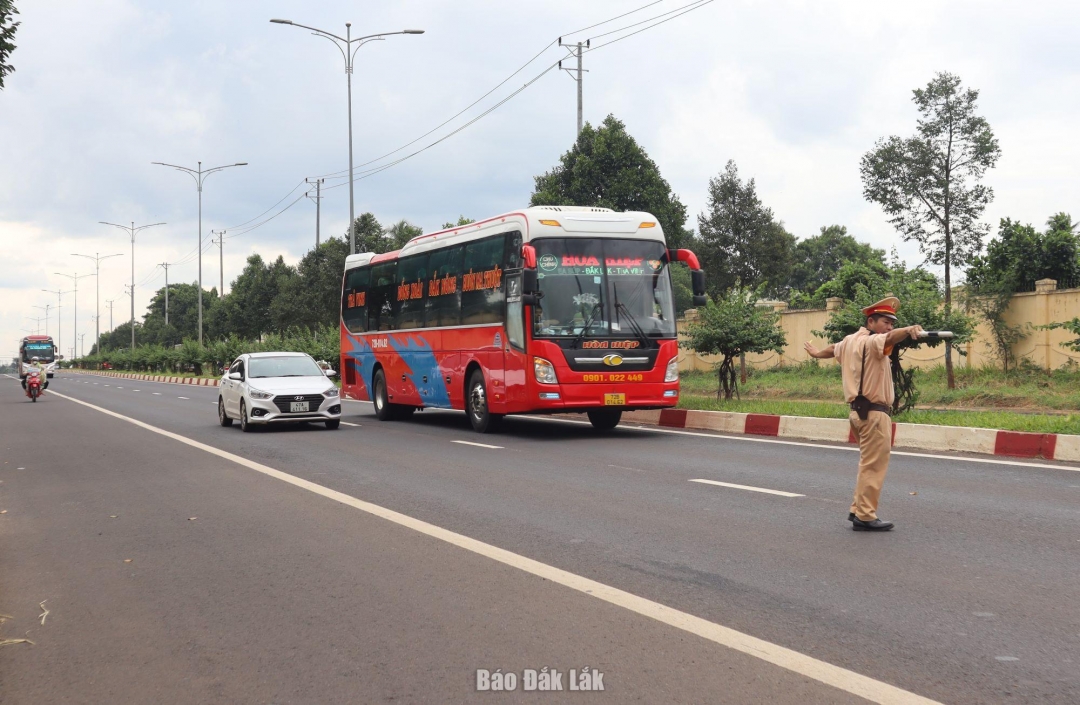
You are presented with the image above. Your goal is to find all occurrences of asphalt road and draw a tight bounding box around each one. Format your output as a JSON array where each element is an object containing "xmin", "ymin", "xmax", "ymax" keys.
[{"xmin": 2, "ymin": 372, "xmax": 1079, "ymax": 703}]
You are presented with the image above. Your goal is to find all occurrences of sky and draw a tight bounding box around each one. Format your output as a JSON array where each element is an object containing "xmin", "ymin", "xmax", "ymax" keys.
[{"xmin": 3, "ymin": 0, "xmax": 1080, "ymax": 362}]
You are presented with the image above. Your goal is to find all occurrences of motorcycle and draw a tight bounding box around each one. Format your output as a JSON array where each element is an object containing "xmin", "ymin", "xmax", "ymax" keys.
[{"xmin": 25, "ymin": 370, "xmax": 43, "ymax": 402}]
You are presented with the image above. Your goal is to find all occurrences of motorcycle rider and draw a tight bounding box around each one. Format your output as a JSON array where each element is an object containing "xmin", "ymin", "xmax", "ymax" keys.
[{"xmin": 22, "ymin": 356, "xmax": 48, "ymax": 392}]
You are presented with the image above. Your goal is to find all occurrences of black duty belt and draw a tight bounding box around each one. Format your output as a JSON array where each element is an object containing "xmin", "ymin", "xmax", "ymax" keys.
[{"xmin": 851, "ymin": 402, "xmax": 891, "ymax": 416}]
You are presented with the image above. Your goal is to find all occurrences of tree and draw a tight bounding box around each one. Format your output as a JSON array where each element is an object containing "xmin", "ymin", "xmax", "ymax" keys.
[
  {"xmin": 696, "ymin": 160, "xmax": 795, "ymax": 298},
  {"xmin": 530, "ymin": 114, "xmax": 691, "ymax": 248},
  {"xmin": 441, "ymin": 216, "xmax": 475, "ymax": 229},
  {"xmin": 789, "ymin": 225, "xmax": 885, "ymax": 295},
  {"xmin": 271, "ymin": 237, "xmax": 351, "ymax": 331},
  {"xmin": 860, "ymin": 71, "xmax": 1001, "ymax": 389},
  {"xmin": 0, "ymin": 0, "xmax": 18, "ymax": 90},
  {"xmin": 208, "ymin": 254, "xmax": 294, "ymax": 339},
  {"xmin": 681, "ymin": 290, "xmax": 787, "ymax": 400},
  {"xmin": 384, "ymin": 219, "xmax": 423, "ymax": 250},
  {"xmin": 819, "ymin": 258, "xmax": 974, "ymax": 413},
  {"xmin": 346, "ymin": 212, "xmax": 390, "ymax": 254}
]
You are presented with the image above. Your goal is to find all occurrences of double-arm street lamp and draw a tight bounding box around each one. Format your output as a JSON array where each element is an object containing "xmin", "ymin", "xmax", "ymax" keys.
[
  {"xmin": 42, "ymin": 287, "xmax": 72, "ymax": 358},
  {"xmin": 152, "ymin": 161, "xmax": 247, "ymax": 345},
  {"xmin": 269, "ymin": 18, "xmax": 424, "ymax": 255},
  {"xmin": 54, "ymin": 271, "xmax": 96, "ymax": 360},
  {"xmin": 72, "ymin": 252, "xmax": 123, "ymax": 357},
  {"xmin": 100, "ymin": 221, "xmax": 166, "ymax": 350}
]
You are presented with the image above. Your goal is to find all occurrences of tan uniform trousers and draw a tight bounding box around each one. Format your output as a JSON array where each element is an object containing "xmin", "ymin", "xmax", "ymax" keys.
[{"xmin": 848, "ymin": 410, "xmax": 892, "ymax": 521}]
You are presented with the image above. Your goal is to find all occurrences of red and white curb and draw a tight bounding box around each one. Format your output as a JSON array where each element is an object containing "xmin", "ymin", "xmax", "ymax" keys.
[
  {"xmin": 66, "ymin": 370, "xmax": 219, "ymax": 387},
  {"xmin": 623, "ymin": 409, "xmax": 1078, "ymax": 463}
]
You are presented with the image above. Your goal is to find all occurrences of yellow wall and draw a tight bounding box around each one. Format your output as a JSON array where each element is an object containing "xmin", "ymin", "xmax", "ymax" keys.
[{"xmin": 677, "ymin": 281, "xmax": 1080, "ymax": 372}]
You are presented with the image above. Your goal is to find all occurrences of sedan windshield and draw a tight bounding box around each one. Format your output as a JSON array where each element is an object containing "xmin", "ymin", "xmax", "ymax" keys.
[
  {"xmin": 532, "ymin": 238, "xmax": 677, "ymax": 340},
  {"xmin": 248, "ymin": 356, "xmax": 324, "ymax": 379}
]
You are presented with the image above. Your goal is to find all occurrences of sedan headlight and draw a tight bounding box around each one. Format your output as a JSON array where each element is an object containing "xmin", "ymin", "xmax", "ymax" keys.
[
  {"xmin": 664, "ymin": 357, "xmax": 679, "ymax": 383},
  {"xmin": 248, "ymin": 388, "xmax": 274, "ymax": 400},
  {"xmin": 534, "ymin": 356, "xmax": 558, "ymax": 385},
  {"xmin": 323, "ymin": 387, "xmax": 340, "ymax": 398}
]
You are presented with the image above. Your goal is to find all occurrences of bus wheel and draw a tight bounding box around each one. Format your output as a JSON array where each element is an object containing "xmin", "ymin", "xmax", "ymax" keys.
[
  {"xmin": 467, "ymin": 370, "xmax": 502, "ymax": 433},
  {"xmin": 373, "ymin": 369, "xmax": 394, "ymax": 421},
  {"xmin": 587, "ymin": 409, "xmax": 622, "ymax": 430}
]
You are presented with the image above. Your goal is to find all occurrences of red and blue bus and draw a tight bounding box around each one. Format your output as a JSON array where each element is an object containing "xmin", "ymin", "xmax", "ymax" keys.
[{"xmin": 339, "ymin": 206, "xmax": 707, "ymax": 433}]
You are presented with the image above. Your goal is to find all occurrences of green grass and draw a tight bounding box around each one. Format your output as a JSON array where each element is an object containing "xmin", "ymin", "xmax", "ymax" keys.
[
  {"xmin": 679, "ymin": 362, "xmax": 1080, "ymax": 434},
  {"xmin": 676, "ymin": 396, "xmax": 1080, "ymax": 434}
]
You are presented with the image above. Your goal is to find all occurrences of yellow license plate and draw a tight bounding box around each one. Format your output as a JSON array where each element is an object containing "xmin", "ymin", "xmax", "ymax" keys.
[{"xmin": 604, "ymin": 393, "xmax": 625, "ymax": 406}]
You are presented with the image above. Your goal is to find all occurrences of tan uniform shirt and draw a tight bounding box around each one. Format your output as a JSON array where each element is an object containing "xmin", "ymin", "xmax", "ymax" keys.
[{"xmin": 834, "ymin": 328, "xmax": 894, "ymax": 406}]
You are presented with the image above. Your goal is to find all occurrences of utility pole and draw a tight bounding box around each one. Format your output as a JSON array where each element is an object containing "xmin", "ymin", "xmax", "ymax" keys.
[
  {"xmin": 106, "ymin": 299, "xmax": 117, "ymax": 334},
  {"xmin": 54, "ymin": 271, "xmax": 96, "ymax": 361},
  {"xmin": 306, "ymin": 178, "xmax": 325, "ymax": 248},
  {"xmin": 41, "ymin": 287, "xmax": 72, "ymax": 359},
  {"xmin": 211, "ymin": 231, "xmax": 225, "ymax": 295},
  {"xmin": 160, "ymin": 262, "xmax": 172, "ymax": 326},
  {"xmin": 558, "ymin": 38, "xmax": 589, "ymax": 136},
  {"xmin": 72, "ymin": 252, "xmax": 123, "ymax": 358},
  {"xmin": 79, "ymin": 333, "xmax": 86, "ymax": 358},
  {"xmin": 100, "ymin": 221, "xmax": 166, "ymax": 350}
]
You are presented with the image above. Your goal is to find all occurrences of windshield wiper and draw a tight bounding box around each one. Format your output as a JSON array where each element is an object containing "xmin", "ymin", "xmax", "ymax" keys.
[
  {"xmin": 613, "ymin": 284, "xmax": 653, "ymax": 349},
  {"xmin": 573, "ymin": 302, "xmax": 603, "ymax": 349}
]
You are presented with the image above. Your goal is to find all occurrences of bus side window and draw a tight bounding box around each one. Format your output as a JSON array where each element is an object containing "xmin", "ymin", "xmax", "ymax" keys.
[
  {"xmin": 367, "ymin": 262, "xmax": 398, "ymax": 332},
  {"xmin": 505, "ymin": 231, "xmax": 523, "ymax": 269},
  {"xmin": 342, "ymin": 267, "xmax": 370, "ymax": 334},
  {"xmin": 461, "ymin": 235, "xmax": 506, "ymax": 325},
  {"xmin": 425, "ymin": 245, "xmax": 463, "ymax": 328},
  {"xmin": 395, "ymin": 254, "xmax": 428, "ymax": 330}
]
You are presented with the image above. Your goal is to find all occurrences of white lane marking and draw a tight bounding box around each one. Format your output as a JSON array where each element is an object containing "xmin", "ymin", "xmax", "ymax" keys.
[
  {"xmin": 93, "ymin": 383, "xmax": 98, "ymax": 385},
  {"xmin": 152, "ymin": 392, "xmax": 161, "ymax": 395},
  {"xmin": 517, "ymin": 415, "xmax": 1080, "ymax": 473},
  {"xmin": 690, "ymin": 479, "xmax": 804, "ymax": 498},
  {"xmin": 104, "ymin": 384, "xmax": 110, "ymax": 387},
  {"xmin": 341, "ymin": 421, "xmax": 361, "ymax": 427},
  {"xmin": 116, "ymin": 386, "xmax": 123, "ymax": 389},
  {"xmin": 452, "ymin": 440, "xmax": 504, "ymax": 449},
  {"xmin": 47, "ymin": 389, "xmax": 939, "ymax": 705},
  {"xmin": 177, "ymin": 396, "xmax": 189, "ymax": 400},
  {"xmin": 132, "ymin": 389, "xmax": 140, "ymax": 392}
]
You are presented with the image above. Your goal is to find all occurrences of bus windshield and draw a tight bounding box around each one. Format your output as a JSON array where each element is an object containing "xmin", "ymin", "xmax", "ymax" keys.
[
  {"xmin": 21, "ymin": 339, "xmax": 56, "ymax": 363},
  {"xmin": 531, "ymin": 238, "xmax": 677, "ymax": 340}
]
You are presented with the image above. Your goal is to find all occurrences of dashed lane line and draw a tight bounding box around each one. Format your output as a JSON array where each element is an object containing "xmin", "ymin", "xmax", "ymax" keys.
[
  {"xmin": 689, "ymin": 479, "xmax": 805, "ymax": 498},
  {"xmin": 452, "ymin": 440, "xmax": 503, "ymax": 449},
  {"xmin": 46, "ymin": 388, "xmax": 939, "ymax": 705},
  {"xmin": 340, "ymin": 421, "xmax": 361, "ymax": 427}
]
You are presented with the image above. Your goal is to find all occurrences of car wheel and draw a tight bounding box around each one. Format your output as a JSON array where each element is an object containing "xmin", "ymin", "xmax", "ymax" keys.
[
  {"xmin": 240, "ymin": 400, "xmax": 253, "ymax": 433},
  {"xmin": 467, "ymin": 370, "xmax": 502, "ymax": 433},
  {"xmin": 325, "ymin": 419, "xmax": 341, "ymax": 430},
  {"xmin": 373, "ymin": 369, "xmax": 394, "ymax": 421},
  {"xmin": 587, "ymin": 409, "xmax": 622, "ymax": 430},
  {"xmin": 218, "ymin": 397, "xmax": 233, "ymax": 427}
]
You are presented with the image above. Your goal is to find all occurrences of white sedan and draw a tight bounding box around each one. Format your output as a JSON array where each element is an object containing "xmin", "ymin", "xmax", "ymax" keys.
[{"xmin": 218, "ymin": 352, "xmax": 342, "ymax": 432}]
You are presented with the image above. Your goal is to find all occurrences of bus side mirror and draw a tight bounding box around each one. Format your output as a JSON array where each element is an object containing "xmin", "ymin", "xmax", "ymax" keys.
[
  {"xmin": 693, "ymin": 294, "xmax": 709, "ymax": 307},
  {"xmin": 522, "ymin": 268, "xmax": 538, "ymax": 294},
  {"xmin": 691, "ymin": 269, "xmax": 707, "ymax": 306}
]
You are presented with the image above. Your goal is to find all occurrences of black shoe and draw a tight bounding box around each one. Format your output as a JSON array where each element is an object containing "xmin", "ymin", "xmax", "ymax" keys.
[
  {"xmin": 852, "ymin": 517, "xmax": 894, "ymax": 531},
  {"xmin": 847, "ymin": 513, "xmax": 856, "ymax": 522}
]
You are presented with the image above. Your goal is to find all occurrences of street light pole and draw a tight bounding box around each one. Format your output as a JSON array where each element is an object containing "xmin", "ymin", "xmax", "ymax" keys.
[
  {"xmin": 106, "ymin": 298, "xmax": 116, "ymax": 334},
  {"xmin": 270, "ymin": 18, "xmax": 424, "ymax": 255},
  {"xmin": 100, "ymin": 221, "xmax": 166, "ymax": 350},
  {"xmin": 32, "ymin": 304, "xmax": 51, "ymax": 335},
  {"xmin": 151, "ymin": 161, "xmax": 247, "ymax": 344},
  {"xmin": 72, "ymin": 252, "xmax": 123, "ymax": 356},
  {"xmin": 54, "ymin": 271, "xmax": 96, "ymax": 360},
  {"xmin": 41, "ymin": 287, "xmax": 71, "ymax": 359}
]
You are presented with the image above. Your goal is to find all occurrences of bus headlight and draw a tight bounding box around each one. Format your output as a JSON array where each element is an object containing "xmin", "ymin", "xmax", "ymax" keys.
[
  {"xmin": 534, "ymin": 357, "xmax": 558, "ymax": 385},
  {"xmin": 664, "ymin": 357, "xmax": 679, "ymax": 382}
]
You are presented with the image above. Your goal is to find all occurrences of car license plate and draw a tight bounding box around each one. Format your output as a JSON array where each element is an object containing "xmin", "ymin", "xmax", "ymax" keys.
[
  {"xmin": 290, "ymin": 401, "xmax": 309, "ymax": 412},
  {"xmin": 604, "ymin": 393, "xmax": 625, "ymax": 406}
]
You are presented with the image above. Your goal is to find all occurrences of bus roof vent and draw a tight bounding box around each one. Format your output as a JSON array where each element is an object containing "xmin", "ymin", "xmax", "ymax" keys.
[{"xmin": 532, "ymin": 205, "xmax": 614, "ymax": 213}]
